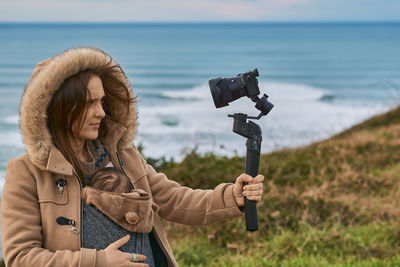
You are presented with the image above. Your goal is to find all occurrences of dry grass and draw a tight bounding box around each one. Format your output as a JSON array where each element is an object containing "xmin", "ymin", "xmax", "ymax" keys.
[{"xmin": 154, "ymin": 106, "xmax": 400, "ymax": 265}]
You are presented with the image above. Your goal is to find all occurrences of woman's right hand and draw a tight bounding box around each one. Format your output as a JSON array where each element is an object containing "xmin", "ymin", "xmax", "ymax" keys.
[{"xmin": 104, "ymin": 234, "xmax": 148, "ymax": 266}]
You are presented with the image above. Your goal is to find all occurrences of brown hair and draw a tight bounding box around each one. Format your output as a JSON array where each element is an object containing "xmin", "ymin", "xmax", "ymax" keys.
[
  {"xmin": 46, "ymin": 58, "xmax": 134, "ymax": 179},
  {"xmin": 89, "ymin": 167, "xmax": 133, "ymax": 193}
]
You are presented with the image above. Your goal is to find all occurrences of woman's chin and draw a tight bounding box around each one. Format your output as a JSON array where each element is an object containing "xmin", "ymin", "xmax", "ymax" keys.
[{"xmin": 81, "ymin": 131, "xmax": 99, "ymax": 141}]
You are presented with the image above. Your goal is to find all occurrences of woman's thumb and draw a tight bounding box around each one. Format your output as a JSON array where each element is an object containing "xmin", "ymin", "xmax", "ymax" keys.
[{"xmin": 237, "ymin": 173, "xmax": 253, "ymax": 185}]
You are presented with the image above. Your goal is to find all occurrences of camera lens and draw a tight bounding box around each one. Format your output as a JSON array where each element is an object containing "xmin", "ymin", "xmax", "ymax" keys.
[
  {"xmin": 209, "ymin": 76, "xmax": 248, "ymax": 108},
  {"xmin": 209, "ymin": 69, "xmax": 261, "ymax": 109},
  {"xmin": 209, "ymin": 78, "xmax": 228, "ymax": 108}
]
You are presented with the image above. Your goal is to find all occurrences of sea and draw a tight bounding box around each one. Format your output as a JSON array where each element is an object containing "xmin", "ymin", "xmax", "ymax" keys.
[{"xmin": 0, "ymin": 22, "xmax": 400, "ymax": 193}]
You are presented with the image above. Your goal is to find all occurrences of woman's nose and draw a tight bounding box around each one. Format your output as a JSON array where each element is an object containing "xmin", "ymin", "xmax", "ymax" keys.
[{"xmin": 95, "ymin": 101, "xmax": 106, "ymax": 118}]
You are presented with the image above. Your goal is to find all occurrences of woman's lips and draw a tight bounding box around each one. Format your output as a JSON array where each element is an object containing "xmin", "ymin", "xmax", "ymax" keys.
[{"xmin": 90, "ymin": 123, "xmax": 100, "ymax": 128}]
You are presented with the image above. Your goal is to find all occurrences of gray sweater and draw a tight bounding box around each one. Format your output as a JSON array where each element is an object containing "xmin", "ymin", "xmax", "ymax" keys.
[{"xmin": 82, "ymin": 202, "xmax": 155, "ymax": 267}]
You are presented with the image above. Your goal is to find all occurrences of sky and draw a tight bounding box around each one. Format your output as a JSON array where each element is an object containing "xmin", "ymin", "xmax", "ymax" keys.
[{"xmin": 0, "ymin": 0, "xmax": 399, "ymax": 22}]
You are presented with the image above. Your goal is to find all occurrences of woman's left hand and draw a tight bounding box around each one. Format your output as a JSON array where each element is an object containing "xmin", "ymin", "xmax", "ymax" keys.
[{"xmin": 233, "ymin": 173, "xmax": 264, "ymax": 208}]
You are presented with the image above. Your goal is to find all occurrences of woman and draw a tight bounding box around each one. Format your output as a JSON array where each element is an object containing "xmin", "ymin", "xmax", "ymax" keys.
[{"xmin": 1, "ymin": 47, "xmax": 264, "ymax": 267}]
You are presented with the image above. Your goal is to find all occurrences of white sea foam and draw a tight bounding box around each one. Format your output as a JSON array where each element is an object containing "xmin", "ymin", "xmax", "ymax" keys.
[
  {"xmin": 0, "ymin": 131, "xmax": 24, "ymax": 148},
  {"xmin": 159, "ymin": 85, "xmax": 210, "ymax": 101},
  {"xmin": 136, "ymin": 82, "xmax": 386, "ymax": 161},
  {"xmin": 0, "ymin": 82, "xmax": 387, "ymax": 164},
  {"xmin": 0, "ymin": 170, "xmax": 5, "ymax": 194},
  {"xmin": 3, "ymin": 114, "xmax": 19, "ymax": 124}
]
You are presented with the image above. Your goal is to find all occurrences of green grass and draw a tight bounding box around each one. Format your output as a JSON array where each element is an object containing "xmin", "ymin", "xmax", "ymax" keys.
[
  {"xmin": 169, "ymin": 222, "xmax": 400, "ymax": 266},
  {"xmin": 151, "ymin": 106, "xmax": 400, "ymax": 266}
]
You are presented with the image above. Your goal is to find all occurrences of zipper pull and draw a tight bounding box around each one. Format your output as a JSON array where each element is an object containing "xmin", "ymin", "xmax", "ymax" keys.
[
  {"xmin": 69, "ymin": 224, "xmax": 80, "ymax": 234},
  {"xmin": 56, "ymin": 216, "xmax": 79, "ymax": 234},
  {"xmin": 56, "ymin": 179, "xmax": 67, "ymax": 197}
]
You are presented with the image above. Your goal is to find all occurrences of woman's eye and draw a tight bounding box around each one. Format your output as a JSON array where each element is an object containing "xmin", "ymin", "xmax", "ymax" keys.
[{"xmin": 87, "ymin": 101, "xmax": 97, "ymax": 107}]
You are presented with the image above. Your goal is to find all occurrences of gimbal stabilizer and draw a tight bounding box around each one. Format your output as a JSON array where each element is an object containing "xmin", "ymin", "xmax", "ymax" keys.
[{"xmin": 209, "ymin": 69, "xmax": 273, "ymax": 231}]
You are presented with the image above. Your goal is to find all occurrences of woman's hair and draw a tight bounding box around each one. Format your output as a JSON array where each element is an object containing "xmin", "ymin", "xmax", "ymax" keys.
[
  {"xmin": 46, "ymin": 60, "xmax": 134, "ymax": 179},
  {"xmin": 89, "ymin": 167, "xmax": 133, "ymax": 193}
]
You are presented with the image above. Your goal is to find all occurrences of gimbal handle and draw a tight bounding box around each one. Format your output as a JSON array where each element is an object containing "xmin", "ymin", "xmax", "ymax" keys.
[
  {"xmin": 229, "ymin": 113, "xmax": 261, "ymax": 231},
  {"xmin": 244, "ymin": 128, "xmax": 261, "ymax": 231}
]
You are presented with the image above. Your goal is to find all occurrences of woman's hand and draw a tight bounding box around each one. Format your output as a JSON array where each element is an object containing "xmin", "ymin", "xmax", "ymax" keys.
[
  {"xmin": 233, "ymin": 174, "xmax": 264, "ymax": 208},
  {"xmin": 104, "ymin": 234, "xmax": 148, "ymax": 266}
]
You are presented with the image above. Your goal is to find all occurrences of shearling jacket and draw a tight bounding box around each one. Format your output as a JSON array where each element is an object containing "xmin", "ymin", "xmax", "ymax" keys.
[{"xmin": 1, "ymin": 47, "xmax": 244, "ymax": 267}]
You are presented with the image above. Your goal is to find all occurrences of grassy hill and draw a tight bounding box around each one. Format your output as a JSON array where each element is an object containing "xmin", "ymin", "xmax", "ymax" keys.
[
  {"xmin": 154, "ymin": 106, "xmax": 400, "ymax": 266},
  {"xmin": 2, "ymin": 107, "xmax": 400, "ymax": 267}
]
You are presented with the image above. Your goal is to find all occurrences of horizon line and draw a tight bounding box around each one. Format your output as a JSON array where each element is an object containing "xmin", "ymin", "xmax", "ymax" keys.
[{"xmin": 0, "ymin": 20, "xmax": 399, "ymax": 25}]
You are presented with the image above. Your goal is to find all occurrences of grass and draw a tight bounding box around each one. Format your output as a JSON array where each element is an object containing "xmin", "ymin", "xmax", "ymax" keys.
[
  {"xmin": 168, "ymin": 222, "xmax": 400, "ymax": 266},
  {"xmin": 152, "ymin": 106, "xmax": 400, "ymax": 266}
]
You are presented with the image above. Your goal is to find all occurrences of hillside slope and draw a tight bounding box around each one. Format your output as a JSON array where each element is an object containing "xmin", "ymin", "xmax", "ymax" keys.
[{"xmin": 157, "ymin": 106, "xmax": 400, "ymax": 266}]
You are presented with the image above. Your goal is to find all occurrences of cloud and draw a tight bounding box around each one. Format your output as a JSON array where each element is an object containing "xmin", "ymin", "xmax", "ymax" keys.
[{"xmin": 0, "ymin": 0, "xmax": 399, "ymax": 22}]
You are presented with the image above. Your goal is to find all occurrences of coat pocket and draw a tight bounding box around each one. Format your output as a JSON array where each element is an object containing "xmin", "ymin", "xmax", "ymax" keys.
[{"xmin": 38, "ymin": 179, "xmax": 69, "ymax": 205}]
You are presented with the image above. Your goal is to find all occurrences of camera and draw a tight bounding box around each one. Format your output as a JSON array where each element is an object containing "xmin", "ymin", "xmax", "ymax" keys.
[{"xmin": 209, "ymin": 68, "xmax": 273, "ymax": 118}]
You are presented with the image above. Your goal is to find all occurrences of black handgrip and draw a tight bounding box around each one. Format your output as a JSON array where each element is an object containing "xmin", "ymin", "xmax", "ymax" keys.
[{"xmin": 244, "ymin": 137, "xmax": 261, "ymax": 231}]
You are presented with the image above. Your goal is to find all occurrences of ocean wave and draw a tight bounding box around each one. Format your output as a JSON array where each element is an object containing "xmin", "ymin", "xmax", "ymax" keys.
[
  {"xmin": 319, "ymin": 94, "xmax": 337, "ymax": 102},
  {"xmin": 0, "ymin": 131, "xmax": 24, "ymax": 148},
  {"xmin": 127, "ymin": 71, "xmax": 209, "ymax": 79},
  {"xmin": 136, "ymin": 81, "xmax": 386, "ymax": 161},
  {"xmin": 0, "ymin": 170, "xmax": 5, "ymax": 197},
  {"xmin": 135, "ymin": 82, "xmax": 197, "ymax": 90},
  {"xmin": 0, "ymin": 81, "xmax": 25, "ymax": 88},
  {"xmin": 158, "ymin": 84, "xmax": 210, "ymax": 101},
  {"xmin": 3, "ymin": 114, "xmax": 19, "ymax": 124},
  {"xmin": 160, "ymin": 116, "xmax": 179, "ymax": 126},
  {"xmin": 0, "ymin": 82, "xmax": 386, "ymax": 162}
]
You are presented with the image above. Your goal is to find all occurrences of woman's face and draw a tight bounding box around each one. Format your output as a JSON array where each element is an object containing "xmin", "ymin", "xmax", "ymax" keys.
[{"xmin": 73, "ymin": 75, "xmax": 106, "ymax": 141}]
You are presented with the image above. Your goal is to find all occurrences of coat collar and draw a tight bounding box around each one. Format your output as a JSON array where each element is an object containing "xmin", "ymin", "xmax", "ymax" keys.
[
  {"xmin": 46, "ymin": 118, "xmax": 127, "ymax": 176},
  {"xmin": 100, "ymin": 117, "xmax": 127, "ymax": 154},
  {"xmin": 46, "ymin": 145, "xmax": 73, "ymax": 176}
]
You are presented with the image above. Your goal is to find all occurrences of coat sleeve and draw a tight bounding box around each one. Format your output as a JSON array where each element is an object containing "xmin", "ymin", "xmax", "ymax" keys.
[
  {"xmin": 1, "ymin": 158, "xmax": 107, "ymax": 267},
  {"xmin": 133, "ymin": 148, "xmax": 244, "ymax": 226}
]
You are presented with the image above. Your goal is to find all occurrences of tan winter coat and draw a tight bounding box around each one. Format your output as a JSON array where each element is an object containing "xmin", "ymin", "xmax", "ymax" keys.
[{"xmin": 1, "ymin": 47, "xmax": 244, "ymax": 267}]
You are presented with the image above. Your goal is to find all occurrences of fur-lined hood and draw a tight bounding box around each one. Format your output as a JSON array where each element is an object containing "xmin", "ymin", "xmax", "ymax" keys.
[{"xmin": 19, "ymin": 47, "xmax": 137, "ymax": 171}]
